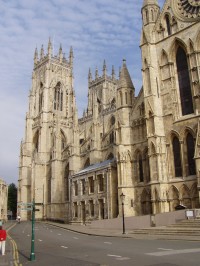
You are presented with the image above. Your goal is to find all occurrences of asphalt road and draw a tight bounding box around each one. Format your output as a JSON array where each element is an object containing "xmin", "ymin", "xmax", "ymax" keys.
[{"xmin": 8, "ymin": 221, "xmax": 200, "ymax": 266}]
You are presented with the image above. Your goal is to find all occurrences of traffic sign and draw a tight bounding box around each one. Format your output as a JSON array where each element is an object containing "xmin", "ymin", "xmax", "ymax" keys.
[
  {"xmin": 18, "ymin": 202, "xmax": 33, "ymax": 206},
  {"xmin": 21, "ymin": 208, "xmax": 33, "ymax": 211}
]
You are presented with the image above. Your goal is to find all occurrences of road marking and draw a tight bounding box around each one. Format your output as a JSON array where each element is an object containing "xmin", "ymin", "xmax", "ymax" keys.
[
  {"xmin": 73, "ymin": 237, "xmax": 79, "ymax": 239},
  {"xmin": 58, "ymin": 233, "xmax": 62, "ymax": 235},
  {"xmin": 7, "ymin": 223, "xmax": 22, "ymax": 265},
  {"xmin": 146, "ymin": 248, "xmax": 200, "ymax": 257},
  {"xmin": 107, "ymin": 254, "xmax": 121, "ymax": 258},
  {"xmin": 116, "ymin": 257, "xmax": 130, "ymax": 261},
  {"xmin": 38, "ymin": 239, "xmax": 43, "ymax": 242},
  {"xmin": 104, "ymin": 242, "xmax": 112, "ymax": 245},
  {"xmin": 27, "ymin": 234, "xmax": 30, "ymax": 237},
  {"xmin": 61, "ymin": 246, "xmax": 68, "ymax": 249},
  {"xmin": 158, "ymin": 248, "xmax": 173, "ymax": 251}
]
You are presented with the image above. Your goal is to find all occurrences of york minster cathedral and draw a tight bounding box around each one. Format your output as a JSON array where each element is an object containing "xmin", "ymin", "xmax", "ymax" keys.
[{"xmin": 18, "ymin": 0, "xmax": 200, "ymax": 223}]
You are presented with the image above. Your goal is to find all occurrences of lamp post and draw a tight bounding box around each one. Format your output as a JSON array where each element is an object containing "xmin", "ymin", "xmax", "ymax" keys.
[
  {"xmin": 30, "ymin": 198, "xmax": 35, "ymax": 261},
  {"xmin": 120, "ymin": 192, "xmax": 125, "ymax": 234}
]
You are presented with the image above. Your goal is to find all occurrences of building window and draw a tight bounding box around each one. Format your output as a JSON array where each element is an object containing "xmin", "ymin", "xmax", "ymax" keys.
[
  {"xmin": 88, "ymin": 177, "xmax": 94, "ymax": 194},
  {"xmin": 39, "ymin": 82, "xmax": 43, "ymax": 112},
  {"xmin": 186, "ymin": 133, "xmax": 196, "ymax": 175},
  {"xmin": 110, "ymin": 131, "xmax": 114, "ymax": 144},
  {"xmin": 165, "ymin": 14, "xmax": 171, "ymax": 35},
  {"xmin": 98, "ymin": 199, "xmax": 104, "ymax": 219},
  {"xmin": 64, "ymin": 164, "xmax": 69, "ymax": 201},
  {"xmin": 39, "ymin": 92, "xmax": 43, "ymax": 112},
  {"xmin": 54, "ymin": 82, "xmax": 63, "ymax": 111},
  {"xmin": 47, "ymin": 178, "xmax": 51, "ymax": 203},
  {"xmin": 139, "ymin": 155, "xmax": 144, "ymax": 182},
  {"xmin": 74, "ymin": 181, "xmax": 78, "ymax": 196},
  {"xmin": 176, "ymin": 46, "xmax": 193, "ymax": 116},
  {"xmin": 89, "ymin": 200, "xmax": 94, "ymax": 217},
  {"xmin": 74, "ymin": 203, "xmax": 78, "ymax": 218},
  {"xmin": 98, "ymin": 174, "xmax": 104, "ymax": 192},
  {"xmin": 81, "ymin": 180, "xmax": 86, "ymax": 195},
  {"xmin": 61, "ymin": 132, "xmax": 65, "ymax": 150},
  {"xmin": 120, "ymin": 91, "xmax": 123, "ymax": 105},
  {"xmin": 172, "ymin": 136, "xmax": 182, "ymax": 177}
]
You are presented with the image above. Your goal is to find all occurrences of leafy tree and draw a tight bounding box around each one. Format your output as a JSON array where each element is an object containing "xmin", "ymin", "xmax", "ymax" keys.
[{"xmin": 7, "ymin": 183, "xmax": 17, "ymax": 218}]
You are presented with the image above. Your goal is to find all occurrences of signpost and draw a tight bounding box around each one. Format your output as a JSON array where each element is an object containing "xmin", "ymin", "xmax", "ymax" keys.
[{"xmin": 17, "ymin": 201, "xmax": 39, "ymax": 261}]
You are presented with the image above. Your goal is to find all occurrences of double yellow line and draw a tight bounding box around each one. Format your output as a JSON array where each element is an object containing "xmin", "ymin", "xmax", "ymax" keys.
[{"xmin": 7, "ymin": 223, "xmax": 22, "ymax": 266}]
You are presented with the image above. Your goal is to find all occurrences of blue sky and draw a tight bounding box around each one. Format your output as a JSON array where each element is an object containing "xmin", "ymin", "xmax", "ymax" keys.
[{"xmin": 0, "ymin": 0, "xmax": 165, "ymax": 185}]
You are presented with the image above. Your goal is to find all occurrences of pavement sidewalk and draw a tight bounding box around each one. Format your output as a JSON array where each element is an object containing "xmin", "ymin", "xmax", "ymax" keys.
[
  {"xmin": 43, "ymin": 221, "xmax": 200, "ymax": 241},
  {"xmin": 0, "ymin": 222, "xmax": 18, "ymax": 266}
]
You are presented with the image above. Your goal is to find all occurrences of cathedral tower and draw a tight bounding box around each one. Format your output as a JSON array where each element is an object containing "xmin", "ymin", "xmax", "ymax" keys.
[
  {"xmin": 18, "ymin": 41, "xmax": 78, "ymax": 220},
  {"xmin": 116, "ymin": 59, "xmax": 136, "ymax": 216}
]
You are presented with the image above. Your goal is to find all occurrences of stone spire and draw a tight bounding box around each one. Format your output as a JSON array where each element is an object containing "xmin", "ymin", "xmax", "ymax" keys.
[
  {"xmin": 95, "ymin": 67, "xmax": 99, "ymax": 79},
  {"xmin": 103, "ymin": 60, "xmax": 107, "ymax": 77},
  {"xmin": 34, "ymin": 47, "xmax": 38, "ymax": 65},
  {"xmin": 40, "ymin": 45, "xmax": 44, "ymax": 60},
  {"xmin": 48, "ymin": 38, "xmax": 52, "ymax": 58},
  {"xmin": 69, "ymin": 46, "xmax": 73, "ymax": 66},
  {"xmin": 112, "ymin": 65, "xmax": 115, "ymax": 80},
  {"xmin": 88, "ymin": 68, "xmax": 92, "ymax": 82},
  {"xmin": 118, "ymin": 59, "xmax": 134, "ymax": 90},
  {"xmin": 142, "ymin": 0, "xmax": 160, "ymax": 26},
  {"xmin": 59, "ymin": 44, "xmax": 63, "ymax": 62}
]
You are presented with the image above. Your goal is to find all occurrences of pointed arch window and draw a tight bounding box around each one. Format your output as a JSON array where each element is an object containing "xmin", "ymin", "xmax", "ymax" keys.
[
  {"xmin": 186, "ymin": 133, "xmax": 196, "ymax": 175},
  {"xmin": 165, "ymin": 14, "xmax": 171, "ymax": 36},
  {"xmin": 172, "ymin": 136, "xmax": 182, "ymax": 177},
  {"xmin": 144, "ymin": 150, "xmax": 150, "ymax": 182},
  {"xmin": 61, "ymin": 131, "xmax": 66, "ymax": 150},
  {"xmin": 64, "ymin": 164, "xmax": 70, "ymax": 201},
  {"xmin": 151, "ymin": 9, "xmax": 154, "ymax": 22},
  {"xmin": 125, "ymin": 92, "xmax": 128, "ymax": 104},
  {"xmin": 176, "ymin": 47, "xmax": 193, "ymax": 116},
  {"xmin": 139, "ymin": 154, "xmax": 144, "ymax": 182},
  {"xmin": 120, "ymin": 91, "xmax": 123, "ymax": 106},
  {"xmin": 54, "ymin": 82, "xmax": 63, "ymax": 111}
]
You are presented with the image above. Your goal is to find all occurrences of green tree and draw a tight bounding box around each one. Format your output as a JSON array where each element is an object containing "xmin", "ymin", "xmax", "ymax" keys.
[{"xmin": 7, "ymin": 183, "xmax": 17, "ymax": 218}]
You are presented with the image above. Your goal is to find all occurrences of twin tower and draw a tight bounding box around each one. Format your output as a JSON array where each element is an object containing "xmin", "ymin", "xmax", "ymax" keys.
[{"xmin": 18, "ymin": 0, "xmax": 200, "ymax": 223}]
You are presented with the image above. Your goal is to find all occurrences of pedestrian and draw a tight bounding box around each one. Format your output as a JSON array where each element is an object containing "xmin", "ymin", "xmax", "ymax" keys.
[
  {"xmin": 17, "ymin": 215, "xmax": 21, "ymax": 223},
  {"xmin": 0, "ymin": 226, "xmax": 7, "ymax": 256}
]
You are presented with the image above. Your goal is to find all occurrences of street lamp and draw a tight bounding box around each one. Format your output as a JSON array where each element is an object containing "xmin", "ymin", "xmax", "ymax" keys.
[{"xmin": 120, "ymin": 192, "xmax": 125, "ymax": 234}]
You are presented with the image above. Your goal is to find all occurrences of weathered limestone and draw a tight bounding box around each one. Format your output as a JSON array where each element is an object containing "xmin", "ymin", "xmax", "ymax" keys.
[
  {"xmin": 0, "ymin": 178, "xmax": 8, "ymax": 222},
  {"xmin": 18, "ymin": 1, "xmax": 200, "ymax": 223}
]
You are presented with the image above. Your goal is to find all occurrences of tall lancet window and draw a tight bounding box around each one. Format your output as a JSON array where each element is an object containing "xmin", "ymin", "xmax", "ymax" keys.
[
  {"xmin": 54, "ymin": 82, "xmax": 63, "ymax": 111},
  {"xmin": 176, "ymin": 46, "xmax": 193, "ymax": 116},
  {"xmin": 165, "ymin": 14, "xmax": 171, "ymax": 36},
  {"xmin": 39, "ymin": 82, "xmax": 43, "ymax": 112},
  {"xmin": 172, "ymin": 136, "xmax": 182, "ymax": 177},
  {"xmin": 186, "ymin": 133, "xmax": 196, "ymax": 175}
]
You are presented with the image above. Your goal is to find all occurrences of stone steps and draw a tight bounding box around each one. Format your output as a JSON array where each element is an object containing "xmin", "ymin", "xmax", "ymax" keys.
[{"xmin": 130, "ymin": 219, "xmax": 200, "ymax": 236}]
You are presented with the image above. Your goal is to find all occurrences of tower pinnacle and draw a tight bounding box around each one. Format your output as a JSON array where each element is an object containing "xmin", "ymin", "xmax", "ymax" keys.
[
  {"xmin": 48, "ymin": 38, "xmax": 52, "ymax": 58},
  {"xmin": 34, "ymin": 47, "xmax": 38, "ymax": 65}
]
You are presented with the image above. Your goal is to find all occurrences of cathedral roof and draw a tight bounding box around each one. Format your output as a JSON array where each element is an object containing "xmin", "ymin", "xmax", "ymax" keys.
[
  {"xmin": 118, "ymin": 59, "xmax": 134, "ymax": 90},
  {"xmin": 74, "ymin": 159, "xmax": 115, "ymax": 176}
]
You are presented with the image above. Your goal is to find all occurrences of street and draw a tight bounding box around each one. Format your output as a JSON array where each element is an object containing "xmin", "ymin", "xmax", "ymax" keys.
[{"xmin": 7, "ymin": 221, "xmax": 200, "ymax": 266}]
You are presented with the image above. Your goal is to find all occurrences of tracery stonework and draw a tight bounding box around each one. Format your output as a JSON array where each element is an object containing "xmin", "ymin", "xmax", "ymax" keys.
[
  {"xmin": 18, "ymin": 0, "xmax": 200, "ymax": 223},
  {"xmin": 178, "ymin": 0, "xmax": 200, "ymax": 18}
]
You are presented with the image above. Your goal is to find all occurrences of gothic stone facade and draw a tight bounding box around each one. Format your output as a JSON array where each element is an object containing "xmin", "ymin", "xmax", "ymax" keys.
[
  {"xmin": 0, "ymin": 178, "xmax": 8, "ymax": 222},
  {"xmin": 18, "ymin": 0, "xmax": 200, "ymax": 223}
]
